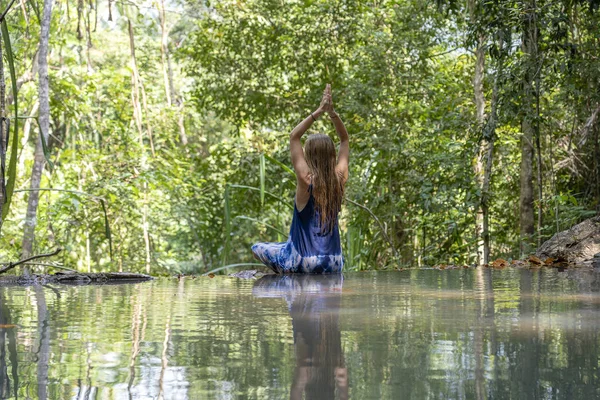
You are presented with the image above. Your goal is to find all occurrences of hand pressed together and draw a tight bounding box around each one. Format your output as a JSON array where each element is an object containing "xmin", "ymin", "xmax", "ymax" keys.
[{"xmin": 318, "ymin": 83, "xmax": 335, "ymax": 114}]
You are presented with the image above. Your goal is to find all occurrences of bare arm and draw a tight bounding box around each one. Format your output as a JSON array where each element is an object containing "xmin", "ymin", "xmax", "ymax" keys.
[
  {"xmin": 329, "ymin": 111, "xmax": 349, "ymax": 183},
  {"xmin": 320, "ymin": 84, "xmax": 349, "ymax": 183},
  {"xmin": 290, "ymin": 86, "xmax": 331, "ymax": 187},
  {"xmin": 290, "ymin": 108, "xmax": 325, "ymax": 186}
]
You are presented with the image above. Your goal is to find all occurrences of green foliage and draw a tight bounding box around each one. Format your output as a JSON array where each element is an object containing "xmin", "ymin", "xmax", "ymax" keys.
[
  {"xmin": 1, "ymin": 20, "xmax": 18, "ymax": 221},
  {"xmin": 182, "ymin": 0, "xmax": 599, "ymax": 269},
  {"xmin": 0, "ymin": 0, "xmax": 598, "ymax": 273}
]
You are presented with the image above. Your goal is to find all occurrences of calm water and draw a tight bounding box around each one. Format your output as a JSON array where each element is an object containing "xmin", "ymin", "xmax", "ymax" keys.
[{"xmin": 0, "ymin": 268, "xmax": 600, "ymax": 399}]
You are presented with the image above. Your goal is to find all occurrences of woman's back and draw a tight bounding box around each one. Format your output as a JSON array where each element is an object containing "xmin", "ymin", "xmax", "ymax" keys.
[{"xmin": 290, "ymin": 194, "xmax": 343, "ymax": 272}]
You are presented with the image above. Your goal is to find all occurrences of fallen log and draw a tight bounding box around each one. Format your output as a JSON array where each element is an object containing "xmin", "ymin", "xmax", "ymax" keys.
[
  {"xmin": 0, "ymin": 271, "xmax": 154, "ymax": 286},
  {"xmin": 536, "ymin": 216, "xmax": 600, "ymax": 264}
]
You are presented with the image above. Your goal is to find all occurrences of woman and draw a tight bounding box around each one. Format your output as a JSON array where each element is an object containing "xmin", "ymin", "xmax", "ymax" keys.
[{"xmin": 252, "ymin": 84, "xmax": 349, "ymax": 274}]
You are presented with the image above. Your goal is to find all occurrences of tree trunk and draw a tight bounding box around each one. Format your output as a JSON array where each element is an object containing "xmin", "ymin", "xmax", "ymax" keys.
[
  {"xmin": 534, "ymin": 30, "xmax": 543, "ymax": 248},
  {"xmin": 77, "ymin": 0, "xmax": 83, "ymax": 39},
  {"xmin": 480, "ymin": 35, "xmax": 505, "ymax": 265},
  {"xmin": 481, "ymin": 135, "xmax": 495, "ymax": 265},
  {"xmin": 473, "ymin": 33, "xmax": 486, "ymax": 264},
  {"xmin": 519, "ymin": 1, "xmax": 537, "ymax": 256},
  {"xmin": 21, "ymin": 139, "xmax": 45, "ymax": 260},
  {"xmin": 157, "ymin": 0, "xmax": 186, "ymax": 149},
  {"xmin": 139, "ymin": 79, "xmax": 155, "ymax": 156},
  {"xmin": 158, "ymin": 0, "xmax": 174, "ymax": 106},
  {"xmin": 589, "ymin": 18, "xmax": 600, "ymax": 211},
  {"xmin": 84, "ymin": 0, "xmax": 93, "ymax": 74},
  {"xmin": 128, "ymin": 20, "xmax": 153, "ymax": 273},
  {"xmin": 128, "ymin": 19, "xmax": 144, "ymax": 147},
  {"xmin": 142, "ymin": 182, "xmax": 151, "ymax": 273},
  {"xmin": 127, "ymin": 20, "xmax": 154, "ymax": 156},
  {"xmin": 22, "ymin": 0, "xmax": 53, "ymax": 260},
  {"xmin": 18, "ymin": 100, "xmax": 40, "ymax": 168},
  {"xmin": 520, "ymin": 119, "xmax": 535, "ymax": 255},
  {"xmin": 468, "ymin": 0, "xmax": 488, "ymax": 265},
  {"xmin": 177, "ymin": 102, "xmax": 188, "ymax": 146},
  {"xmin": 0, "ymin": 35, "xmax": 6, "ymax": 228}
]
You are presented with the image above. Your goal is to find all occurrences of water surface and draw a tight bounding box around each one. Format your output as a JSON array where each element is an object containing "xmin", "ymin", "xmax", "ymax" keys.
[{"xmin": 0, "ymin": 268, "xmax": 599, "ymax": 399}]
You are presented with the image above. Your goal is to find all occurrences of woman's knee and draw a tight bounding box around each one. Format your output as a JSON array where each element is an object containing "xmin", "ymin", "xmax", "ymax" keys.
[{"xmin": 251, "ymin": 244, "xmax": 261, "ymax": 260}]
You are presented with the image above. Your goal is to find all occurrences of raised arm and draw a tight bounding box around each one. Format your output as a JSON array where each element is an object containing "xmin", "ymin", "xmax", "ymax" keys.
[
  {"xmin": 290, "ymin": 87, "xmax": 330, "ymax": 187},
  {"xmin": 290, "ymin": 109, "xmax": 324, "ymax": 185},
  {"xmin": 324, "ymin": 85, "xmax": 349, "ymax": 183}
]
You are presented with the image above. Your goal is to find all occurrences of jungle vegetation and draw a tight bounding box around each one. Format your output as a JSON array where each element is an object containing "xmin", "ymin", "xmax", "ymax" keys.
[{"xmin": 0, "ymin": 0, "xmax": 598, "ymax": 274}]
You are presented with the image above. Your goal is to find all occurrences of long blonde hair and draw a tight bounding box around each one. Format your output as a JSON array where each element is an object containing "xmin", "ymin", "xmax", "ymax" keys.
[{"xmin": 304, "ymin": 134, "xmax": 344, "ymax": 233}]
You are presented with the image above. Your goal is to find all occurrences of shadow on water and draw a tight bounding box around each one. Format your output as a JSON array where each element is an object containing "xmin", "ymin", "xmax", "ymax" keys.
[{"xmin": 253, "ymin": 274, "xmax": 348, "ymax": 400}]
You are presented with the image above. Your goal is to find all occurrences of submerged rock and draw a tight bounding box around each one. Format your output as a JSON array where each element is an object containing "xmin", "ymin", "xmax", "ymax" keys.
[
  {"xmin": 229, "ymin": 269, "xmax": 270, "ymax": 279},
  {"xmin": 536, "ymin": 216, "xmax": 600, "ymax": 264}
]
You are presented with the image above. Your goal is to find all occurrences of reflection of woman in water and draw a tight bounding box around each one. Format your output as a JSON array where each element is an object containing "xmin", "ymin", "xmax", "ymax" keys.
[
  {"xmin": 253, "ymin": 274, "xmax": 348, "ymax": 399},
  {"xmin": 251, "ymin": 84, "xmax": 349, "ymax": 274}
]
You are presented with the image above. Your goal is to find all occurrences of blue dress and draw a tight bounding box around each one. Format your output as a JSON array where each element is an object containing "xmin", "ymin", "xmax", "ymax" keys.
[{"xmin": 251, "ymin": 190, "xmax": 343, "ymax": 274}]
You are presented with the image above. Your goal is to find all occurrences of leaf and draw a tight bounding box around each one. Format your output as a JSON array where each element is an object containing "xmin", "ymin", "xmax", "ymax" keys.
[
  {"xmin": 207, "ymin": 273, "xmax": 215, "ymax": 278},
  {"xmin": 100, "ymin": 199, "xmax": 113, "ymax": 261},
  {"xmin": 264, "ymin": 153, "xmax": 294, "ymax": 177},
  {"xmin": 259, "ymin": 153, "xmax": 265, "ymax": 207},
  {"xmin": 1, "ymin": 21, "xmax": 18, "ymax": 220}
]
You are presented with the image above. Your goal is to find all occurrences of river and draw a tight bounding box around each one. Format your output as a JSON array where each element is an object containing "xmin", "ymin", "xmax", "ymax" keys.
[{"xmin": 0, "ymin": 268, "xmax": 599, "ymax": 399}]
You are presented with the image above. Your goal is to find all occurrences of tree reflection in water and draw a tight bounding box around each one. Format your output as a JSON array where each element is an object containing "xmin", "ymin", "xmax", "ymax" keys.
[
  {"xmin": 253, "ymin": 274, "xmax": 348, "ymax": 400},
  {"xmin": 0, "ymin": 288, "xmax": 19, "ymax": 399},
  {"xmin": 34, "ymin": 287, "xmax": 50, "ymax": 400}
]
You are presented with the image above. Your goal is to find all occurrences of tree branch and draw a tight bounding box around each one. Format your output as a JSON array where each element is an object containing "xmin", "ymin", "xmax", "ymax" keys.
[
  {"xmin": 0, "ymin": 248, "xmax": 62, "ymax": 274},
  {"xmin": 0, "ymin": 0, "xmax": 17, "ymax": 22}
]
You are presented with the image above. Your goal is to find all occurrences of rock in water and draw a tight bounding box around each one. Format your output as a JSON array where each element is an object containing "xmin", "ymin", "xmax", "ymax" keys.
[
  {"xmin": 229, "ymin": 270, "xmax": 269, "ymax": 279},
  {"xmin": 536, "ymin": 216, "xmax": 600, "ymax": 264}
]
